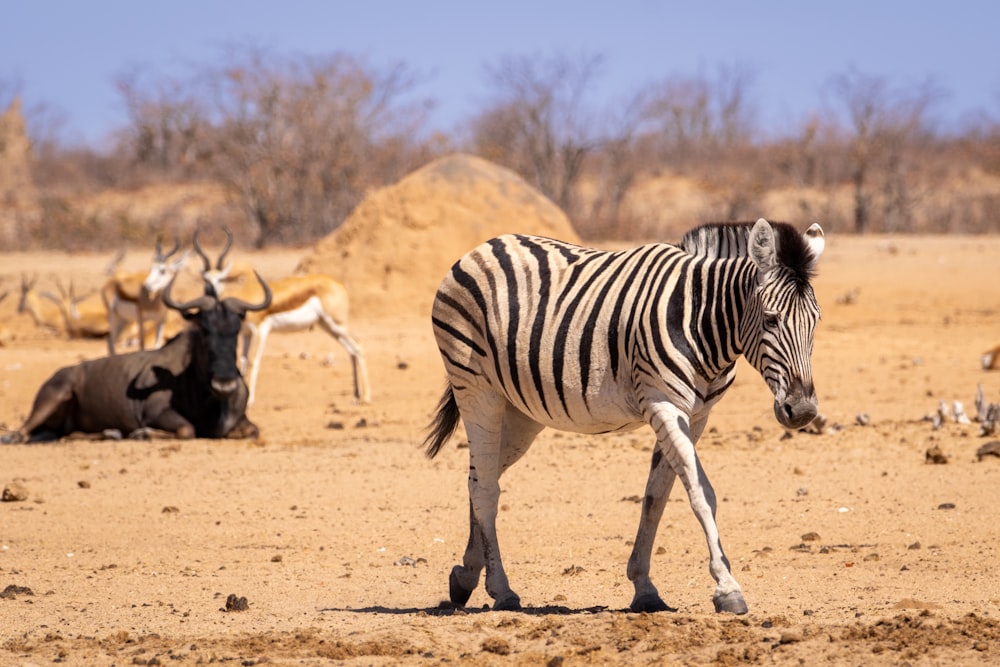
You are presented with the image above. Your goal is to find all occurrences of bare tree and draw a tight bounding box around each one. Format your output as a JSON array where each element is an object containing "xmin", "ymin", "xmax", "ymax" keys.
[
  {"xmin": 643, "ymin": 64, "xmax": 757, "ymax": 170},
  {"xmin": 111, "ymin": 46, "xmax": 433, "ymax": 247},
  {"xmin": 202, "ymin": 47, "xmax": 430, "ymax": 246},
  {"xmin": 827, "ymin": 68, "xmax": 942, "ymax": 232},
  {"xmin": 584, "ymin": 90, "xmax": 652, "ymax": 237},
  {"xmin": 471, "ymin": 52, "xmax": 603, "ymax": 220},
  {"xmin": 116, "ymin": 67, "xmax": 210, "ymax": 180},
  {"xmin": 641, "ymin": 64, "xmax": 762, "ymax": 221}
]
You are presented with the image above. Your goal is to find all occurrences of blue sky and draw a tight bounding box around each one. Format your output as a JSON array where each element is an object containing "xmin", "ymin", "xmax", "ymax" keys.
[{"xmin": 2, "ymin": 1, "xmax": 998, "ymax": 147}]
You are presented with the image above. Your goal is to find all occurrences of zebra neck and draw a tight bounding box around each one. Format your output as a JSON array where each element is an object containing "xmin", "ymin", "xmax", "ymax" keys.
[{"xmin": 685, "ymin": 257, "xmax": 757, "ymax": 379}]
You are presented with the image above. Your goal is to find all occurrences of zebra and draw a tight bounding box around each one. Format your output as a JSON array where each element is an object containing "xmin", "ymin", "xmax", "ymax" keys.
[{"xmin": 423, "ymin": 217, "xmax": 825, "ymax": 615}]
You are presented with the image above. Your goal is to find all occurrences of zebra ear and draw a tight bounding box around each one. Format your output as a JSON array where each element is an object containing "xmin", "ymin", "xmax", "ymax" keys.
[
  {"xmin": 748, "ymin": 218, "xmax": 777, "ymax": 277},
  {"xmin": 804, "ymin": 223, "xmax": 825, "ymax": 264}
]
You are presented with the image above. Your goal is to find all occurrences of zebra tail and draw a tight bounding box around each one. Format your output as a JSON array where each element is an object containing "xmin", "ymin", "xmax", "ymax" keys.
[{"xmin": 423, "ymin": 384, "xmax": 461, "ymax": 459}]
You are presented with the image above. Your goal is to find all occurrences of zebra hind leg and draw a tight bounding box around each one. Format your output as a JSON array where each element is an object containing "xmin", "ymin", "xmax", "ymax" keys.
[
  {"xmin": 449, "ymin": 501, "xmax": 484, "ymax": 606},
  {"xmin": 627, "ymin": 444, "xmax": 679, "ymax": 613},
  {"xmin": 450, "ymin": 399, "xmax": 543, "ymax": 611}
]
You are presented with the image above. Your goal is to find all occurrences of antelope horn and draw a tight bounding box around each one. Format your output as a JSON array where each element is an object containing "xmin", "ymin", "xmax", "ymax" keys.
[
  {"xmin": 192, "ymin": 229, "xmax": 213, "ymax": 273},
  {"xmin": 222, "ymin": 271, "xmax": 272, "ymax": 313},
  {"xmin": 162, "ymin": 238, "xmax": 181, "ymax": 260},
  {"xmin": 154, "ymin": 237, "xmax": 181, "ymax": 261},
  {"xmin": 105, "ymin": 247, "xmax": 126, "ymax": 275},
  {"xmin": 216, "ymin": 227, "xmax": 234, "ymax": 270},
  {"xmin": 54, "ymin": 277, "xmax": 69, "ymax": 299},
  {"xmin": 162, "ymin": 276, "xmax": 216, "ymax": 313}
]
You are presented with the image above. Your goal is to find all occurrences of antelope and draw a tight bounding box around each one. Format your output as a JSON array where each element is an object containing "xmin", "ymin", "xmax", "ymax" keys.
[
  {"xmin": 193, "ymin": 228, "xmax": 371, "ymax": 406},
  {"xmin": 42, "ymin": 279, "xmax": 110, "ymax": 339},
  {"xmin": 102, "ymin": 239, "xmax": 190, "ymax": 355},
  {"xmin": 1, "ymin": 273, "xmax": 272, "ymax": 444},
  {"xmin": 0, "ymin": 290, "xmax": 12, "ymax": 345},
  {"xmin": 17, "ymin": 274, "xmax": 64, "ymax": 334}
]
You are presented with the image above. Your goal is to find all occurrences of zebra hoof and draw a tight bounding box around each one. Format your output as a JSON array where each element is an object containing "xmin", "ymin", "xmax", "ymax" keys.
[
  {"xmin": 448, "ymin": 566, "xmax": 476, "ymax": 607},
  {"xmin": 629, "ymin": 593, "xmax": 676, "ymax": 613},
  {"xmin": 713, "ymin": 590, "xmax": 749, "ymax": 614},
  {"xmin": 492, "ymin": 593, "xmax": 521, "ymax": 611}
]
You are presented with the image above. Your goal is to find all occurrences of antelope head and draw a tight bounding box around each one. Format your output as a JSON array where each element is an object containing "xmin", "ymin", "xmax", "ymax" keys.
[
  {"xmin": 193, "ymin": 226, "xmax": 235, "ymax": 295},
  {"xmin": 143, "ymin": 238, "xmax": 189, "ymax": 297}
]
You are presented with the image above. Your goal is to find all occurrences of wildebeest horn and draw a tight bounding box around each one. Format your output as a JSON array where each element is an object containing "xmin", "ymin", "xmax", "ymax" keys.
[
  {"xmin": 162, "ymin": 276, "xmax": 216, "ymax": 313},
  {"xmin": 222, "ymin": 271, "xmax": 272, "ymax": 313}
]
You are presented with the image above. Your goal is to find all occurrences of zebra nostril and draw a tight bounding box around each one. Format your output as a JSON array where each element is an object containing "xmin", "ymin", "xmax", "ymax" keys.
[{"xmin": 783, "ymin": 403, "xmax": 795, "ymax": 421}]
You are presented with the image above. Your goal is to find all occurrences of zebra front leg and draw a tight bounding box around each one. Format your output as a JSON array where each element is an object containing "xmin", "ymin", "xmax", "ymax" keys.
[{"xmin": 656, "ymin": 408, "xmax": 747, "ymax": 614}]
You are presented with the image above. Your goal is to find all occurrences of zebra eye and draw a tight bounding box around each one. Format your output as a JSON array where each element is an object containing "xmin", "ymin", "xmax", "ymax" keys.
[{"xmin": 763, "ymin": 311, "xmax": 780, "ymax": 328}]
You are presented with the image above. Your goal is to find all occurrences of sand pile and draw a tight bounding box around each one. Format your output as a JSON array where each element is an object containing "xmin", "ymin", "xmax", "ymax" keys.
[{"xmin": 297, "ymin": 153, "xmax": 579, "ymax": 319}]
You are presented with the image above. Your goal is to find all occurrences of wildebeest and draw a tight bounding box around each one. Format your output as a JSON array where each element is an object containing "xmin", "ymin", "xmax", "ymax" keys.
[
  {"xmin": 193, "ymin": 227, "xmax": 371, "ymax": 406},
  {"xmin": 1, "ymin": 273, "xmax": 272, "ymax": 444}
]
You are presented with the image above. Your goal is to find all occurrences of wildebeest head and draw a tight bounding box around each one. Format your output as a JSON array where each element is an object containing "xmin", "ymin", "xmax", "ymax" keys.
[{"xmin": 163, "ymin": 274, "xmax": 272, "ymax": 397}]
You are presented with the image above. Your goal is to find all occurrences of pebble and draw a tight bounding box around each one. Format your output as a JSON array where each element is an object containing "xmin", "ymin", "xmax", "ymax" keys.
[{"xmin": 1, "ymin": 483, "xmax": 27, "ymax": 502}]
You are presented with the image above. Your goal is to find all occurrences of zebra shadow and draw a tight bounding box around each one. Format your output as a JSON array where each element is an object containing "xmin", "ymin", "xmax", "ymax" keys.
[{"xmin": 320, "ymin": 603, "xmax": 621, "ymax": 616}]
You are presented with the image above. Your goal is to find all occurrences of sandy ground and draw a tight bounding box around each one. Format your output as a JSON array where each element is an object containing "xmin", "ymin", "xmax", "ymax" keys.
[{"xmin": 1, "ymin": 234, "xmax": 999, "ymax": 666}]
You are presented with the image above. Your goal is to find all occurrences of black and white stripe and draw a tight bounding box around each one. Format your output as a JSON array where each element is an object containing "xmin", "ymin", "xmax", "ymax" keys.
[{"xmin": 425, "ymin": 217, "xmax": 824, "ymax": 615}]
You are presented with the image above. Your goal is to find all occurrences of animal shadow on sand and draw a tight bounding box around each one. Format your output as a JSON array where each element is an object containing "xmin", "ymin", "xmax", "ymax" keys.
[{"xmin": 321, "ymin": 603, "xmax": 662, "ymax": 616}]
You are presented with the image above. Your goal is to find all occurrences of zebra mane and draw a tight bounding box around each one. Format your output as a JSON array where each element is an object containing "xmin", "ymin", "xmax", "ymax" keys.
[{"xmin": 679, "ymin": 221, "xmax": 817, "ymax": 285}]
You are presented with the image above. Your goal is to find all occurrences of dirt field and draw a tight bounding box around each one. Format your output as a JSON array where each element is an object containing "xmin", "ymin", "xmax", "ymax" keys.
[{"xmin": 1, "ymin": 233, "xmax": 999, "ymax": 666}]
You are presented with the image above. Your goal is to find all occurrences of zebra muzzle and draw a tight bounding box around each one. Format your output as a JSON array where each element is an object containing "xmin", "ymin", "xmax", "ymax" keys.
[{"xmin": 773, "ymin": 379, "xmax": 818, "ymax": 430}]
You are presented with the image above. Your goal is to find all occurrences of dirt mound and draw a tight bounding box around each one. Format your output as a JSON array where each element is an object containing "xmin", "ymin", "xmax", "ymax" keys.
[
  {"xmin": 298, "ymin": 153, "xmax": 579, "ymax": 319},
  {"xmin": 0, "ymin": 98, "xmax": 40, "ymax": 248}
]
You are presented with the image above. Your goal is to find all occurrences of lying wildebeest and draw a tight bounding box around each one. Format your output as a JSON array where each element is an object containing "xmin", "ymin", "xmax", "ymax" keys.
[{"xmin": 1, "ymin": 273, "xmax": 272, "ymax": 444}]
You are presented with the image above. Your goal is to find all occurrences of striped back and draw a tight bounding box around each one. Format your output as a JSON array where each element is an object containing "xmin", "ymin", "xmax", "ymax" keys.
[{"xmin": 430, "ymin": 219, "xmax": 823, "ymax": 434}]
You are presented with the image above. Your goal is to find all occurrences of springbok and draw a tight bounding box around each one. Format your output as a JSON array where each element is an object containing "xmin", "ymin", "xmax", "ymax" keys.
[
  {"xmin": 1, "ymin": 273, "xmax": 272, "ymax": 444},
  {"xmin": 17, "ymin": 274, "xmax": 64, "ymax": 333},
  {"xmin": 102, "ymin": 239, "xmax": 190, "ymax": 355},
  {"xmin": 0, "ymin": 290, "xmax": 13, "ymax": 345},
  {"xmin": 193, "ymin": 228, "xmax": 371, "ymax": 406},
  {"xmin": 42, "ymin": 279, "xmax": 110, "ymax": 339}
]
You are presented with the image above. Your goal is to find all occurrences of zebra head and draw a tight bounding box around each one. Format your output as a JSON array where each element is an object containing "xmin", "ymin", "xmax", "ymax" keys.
[{"xmin": 742, "ymin": 219, "xmax": 825, "ymax": 430}]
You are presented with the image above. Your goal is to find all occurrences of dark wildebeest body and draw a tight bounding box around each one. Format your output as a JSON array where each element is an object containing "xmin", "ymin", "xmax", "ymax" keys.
[{"xmin": 2, "ymin": 273, "xmax": 271, "ymax": 444}]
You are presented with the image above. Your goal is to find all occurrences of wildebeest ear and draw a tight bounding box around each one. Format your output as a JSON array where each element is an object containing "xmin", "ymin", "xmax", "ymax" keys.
[{"xmin": 749, "ymin": 218, "xmax": 777, "ymax": 278}]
